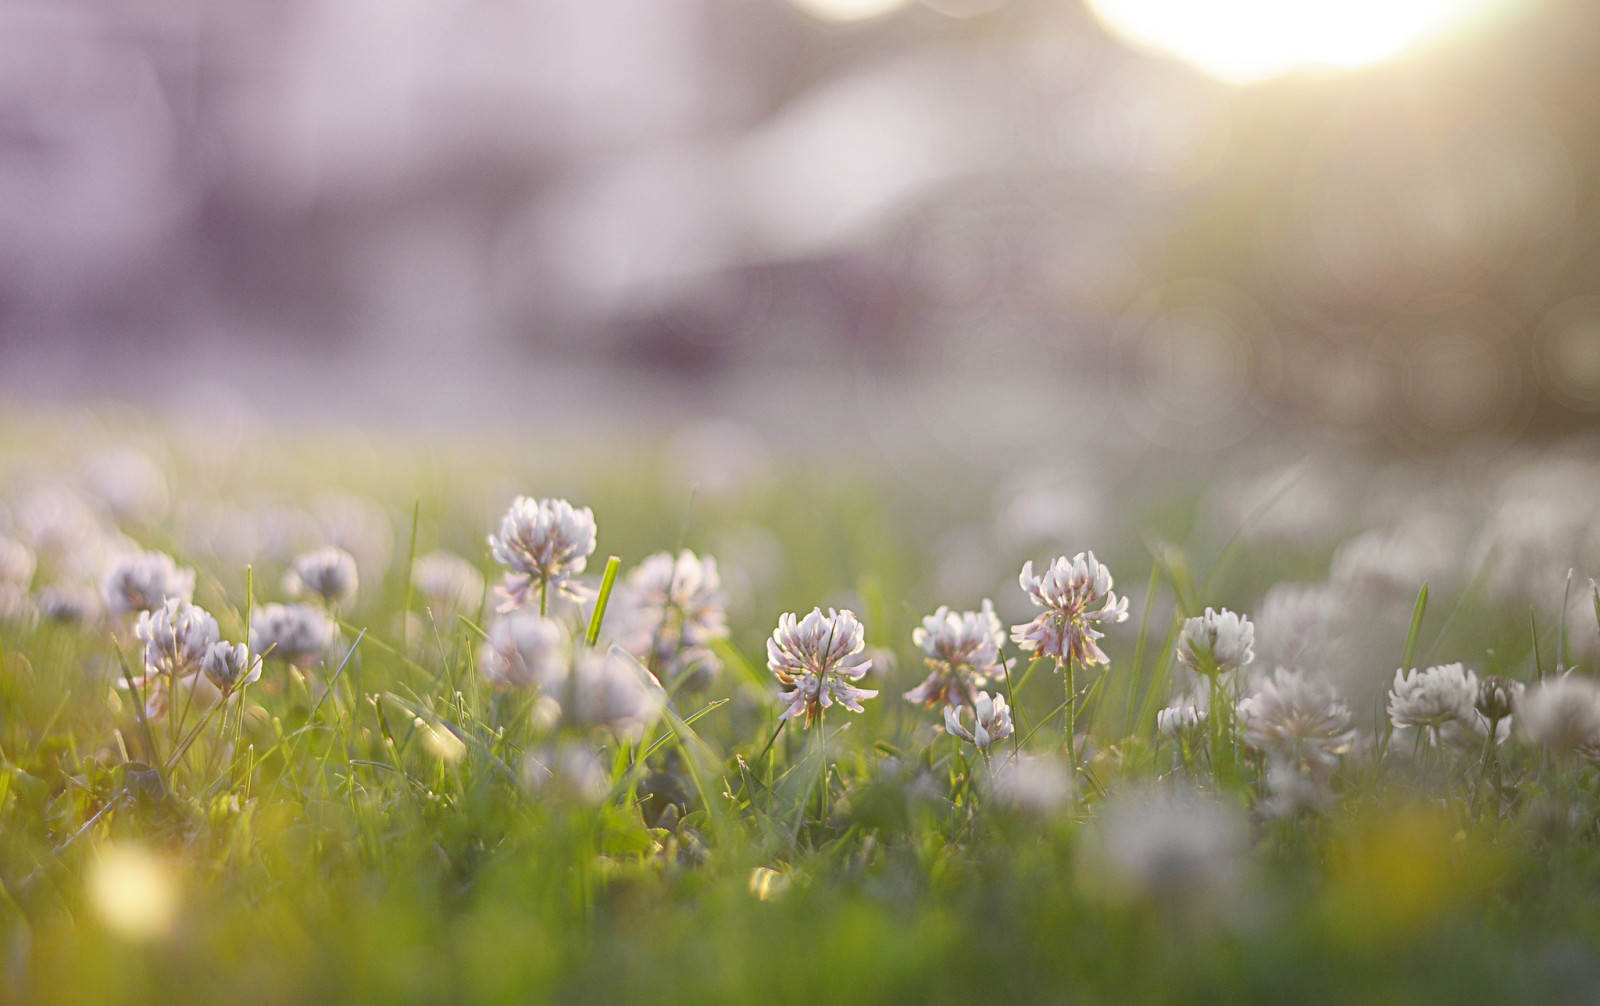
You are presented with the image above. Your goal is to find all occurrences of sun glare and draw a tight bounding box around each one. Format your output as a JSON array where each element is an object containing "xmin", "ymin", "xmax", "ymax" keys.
[{"xmin": 1085, "ymin": 0, "xmax": 1504, "ymax": 83}]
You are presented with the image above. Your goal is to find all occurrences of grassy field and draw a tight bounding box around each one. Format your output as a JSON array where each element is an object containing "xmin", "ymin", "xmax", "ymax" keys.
[{"xmin": 4, "ymin": 416, "xmax": 1600, "ymax": 1005}]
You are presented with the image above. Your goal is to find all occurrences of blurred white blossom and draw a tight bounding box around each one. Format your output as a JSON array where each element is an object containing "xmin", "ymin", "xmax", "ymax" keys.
[
  {"xmin": 411, "ymin": 551, "xmax": 485, "ymax": 616},
  {"xmin": 943, "ymin": 691, "xmax": 1014, "ymax": 751},
  {"xmin": 1176, "ymin": 607, "xmax": 1254, "ymax": 676},
  {"xmin": 101, "ymin": 551, "xmax": 195, "ymax": 618},
  {"xmin": 249, "ymin": 603, "xmax": 335, "ymax": 667},
  {"xmin": 1517, "ymin": 674, "xmax": 1600, "ymax": 756},
  {"xmin": 1087, "ymin": 786, "xmax": 1250, "ymax": 901},
  {"xmin": 614, "ymin": 549, "xmax": 728, "ymax": 686},
  {"xmin": 568, "ymin": 647, "xmax": 667, "ymax": 742},
  {"xmin": 479, "ymin": 611, "xmax": 569, "ymax": 692},
  {"xmin": 1238, "ymin": 667, "xmax": 1355, "ymax": 770},
  {"xmin": 285, "ymin": 546, "xmax": 359, "ymax": 608}
]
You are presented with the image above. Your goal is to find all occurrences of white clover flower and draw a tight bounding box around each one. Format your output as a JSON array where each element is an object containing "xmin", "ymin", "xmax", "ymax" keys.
[
  {"xmin": 1387, "ymin": 663, "xmax": 1479, "ymax": 738},
  {"xmin": 1175, "ymin": 607, "xmax": 1255, "ymax": 677},
  {"xmin": 943, "ymin": 691, "xmax": 1014, "ymax": 751},
  {"xmin": 1156, "ymin": 695, "xmax": 1207, "ymax": 739},
  {"xmin": 1010, "ymin": 553, "xmax": 1129, "ymax": 666},
  {"xmin": 767, "ymin": 607, "xmax": 877, "ymax": 726},
  {"xmin": 1237, "ymin": 667, "xmax": 1355, "ymax": 770},
  {"xmin": 101, "ymin": 551, "xmax": 195, "ymax": 618},
  {"xmin": 1517, "ymin": 674, "xmax": 1600, "ymax": 756},
  {"xmin": 981, "ymin": 753, "xmax": 1073, "ymax": 814},
  {"xmin": 523, "ymin": 742, "xmax": 611, "ymax": 804},
  {"xmin": 285, "ymin": 546, "xmax": 359, "ymax": 608},
  {"xmin": 411, "ymin": 551, "xmax": 485, "ymax": 615},
  {"xmin": 1262, "ymin": 757, "xmax": 1336, "ymax": 818},
  {"xmin": 487, "ymin": 497, "xmax": 597, "ymax": 613},
  {"xmin": 904, "ymin": 600, "xmax": 1005, "ymax": 709},
  {"xmin": 15, "ymin": 487, "xmax": 108, "ymax": 578},
  {"xmin": 568, "ymin": 647, "xmax": 667, "ymax": 742},
  {"xmin": 200, "ymin": 641, "xmax": 259, "ymax": 693},
  {"xmin": 615, "ymin": 549, "xmax": 729, "ymax": 685},
  {"xmin": 1087, "ymin": 786, "xmax": 1250, "ymax": 900},
  {"xmin": 135, "ymin": 599, "xmax": 220, "ymax": 678},
  {"xmin": 1251, "ymin": 582, "xmax": 1342, "ymax": 675},
  {"xmin": 249, "ymin": 603, "xmax": 335, "ymax": 667},
  {"xmin": 1476, "ymin": 675, "xmax": 1523, "ymax": 725},
  {"xmin": 479, "ymin": 611, "xmax": 569, "ymax": 692}
]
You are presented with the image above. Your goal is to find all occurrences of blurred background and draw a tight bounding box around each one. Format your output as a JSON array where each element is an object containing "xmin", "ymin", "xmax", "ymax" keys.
[{"xmin": 0, "ymin": 0, "xmax": 1596, "ymax": 453}]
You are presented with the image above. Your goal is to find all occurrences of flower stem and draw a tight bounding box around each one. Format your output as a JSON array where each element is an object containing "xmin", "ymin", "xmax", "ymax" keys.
[{"xmin": 1063, "ymin": 657, "xmax": 1076, "ymax": 775}]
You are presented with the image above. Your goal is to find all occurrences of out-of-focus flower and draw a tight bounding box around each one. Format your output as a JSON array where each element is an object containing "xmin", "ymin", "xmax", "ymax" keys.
[
  {"xmin": 1476, "ymin": 675, "xmax": 1522, "ymax": 724},
  {"xmin": 488, "ymin": 497, "xmax": 597, "ymax": 612},
  {"xmin": 615, "ymin": 550, "xmax": 728, "ymax": 685},
  {"xmin": 905, "ymin": 600, "xmax": 1005, "ymax": 709},
  {"xmin": 411, "ymin": 551, "xmax": 485, "ymax": 616},
  {"xmin": 0, "ymin": 536, "xmax": 35, "ymax": 621},
  {"xmin": 1176, "ymin": 607, "xmax": 1255, "ymax": 677},
  {"xmin": 1517, "ymin": 674, "xmax": 1600, "ymax": 756},
  {"xmin": 135, "ymin": 599, "xmax": 219, "ymax": 677},
  {"xmin": 313, "ymin": 492, "xmax": 394, "ymax": 580},
  {"xmin": 982, "ymin": 753, "xmax": 1073, "ymax": 814},
  {"xmin": 85, "ymin": 448, "xmax": 169, "ymax": 527},
  {"xmin": 1251, "ymin": 582, "xmax": 1342, "ymax": 676},
  {"xmin": 249, "ymin": 603, "xmax": 335, "ymax": 667},
  {"xmin": 479, "ymin": 611, "xmax": 568, "ymax": 692},
  {"xmin": 101, "ymin": 551, "xmax": 195, "ymax": 618},
  {"xmin": 523, "ymin": 742, "xmax": 611, "ymax": 803},
  {"xmin": 285, "ymin": 547, "xmax": 359, "ymax": 608},
  {"xmin": 200, "ymin": 641, "xmax": 258, "ymax": 693},
  {"xmin": 1011, "ymin": 553, "xmax": 1128, "ymax": 666},
  {"xmin": 944, "ymin": 691, "xmax": 1014, "ymax": 751},
  {"xmin": 1262, "ymin": 758, "xmax": 1335, "ymax": 817},
  {"xmin": 1086, "ymin": 786, "xmax": 1250, "ymax": 900},
  {"xmin": 767, "ymin": 607, "xmax": 876, "ymax": 726},
  {"xmin": 1388, "ymin": 663, "xmax": 1479, "ymax": 734},
  {"xmin": 1238, "ymin": 667, "xmax": 1355, "ymax": 769},
  {"xmin": 568, "ymin": 647, "xmax": 667, "ymax": 742},
  {"xmin": 1157, "ymin": 695, "xmax": 1207, "ymax": 738},
  {"xmin": 35, "ymin": 584, "xmax": 97, "ymax": 625},
  {"xmin": 15, "ymin": 487, "xmax": 108, "ymax": 579}
]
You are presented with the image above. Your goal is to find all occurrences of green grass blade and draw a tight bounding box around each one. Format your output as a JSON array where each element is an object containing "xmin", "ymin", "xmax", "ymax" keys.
[{"xmin": 586, "ymin": 555, "xmax": 622, "ymax": 647}]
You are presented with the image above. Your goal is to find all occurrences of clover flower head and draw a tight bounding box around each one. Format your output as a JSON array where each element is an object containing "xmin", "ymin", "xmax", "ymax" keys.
[
  {"xmin": 767, "ymin": 607, "xmax": 876, "ymax": 726},
  {"xmin": 982, "ymin": 753, "xmax": 1073, "ymax": 814},
  {"xmin": 1517, "ymin": 674, "xmax": 1600, "ymax": 756},
  {"xmin": 905, "ymin": 599, "xmax": 1005, "ymax": 709},
  {"xmin": 1010, "ymin": 553, "xmax": 1129, "ymax": 666},
  {"xmin": 567, "ymin": 647, "xmax": 667, "ymax": 742},
  {"xmin": 616, "ymin": 549, "xmax": 729, "ymax": 685},
  {"xmin": 1156, "ymin": 695, "xmax": 1207, "ymax": 739},
  {"xmin": 249, "ymin": 603, "xmax": 335, "ymax": 667},
  {"xmin": 135, "ymin": 599, "xmax": 220, "ymax": 677},
  {"xmin": 101, "ymin": 551, "xmax": 195, "ymax": 618},
  {"xmin": 285, "ymin": 546, "xmax": 359, "ymax": 608},
  {"xmin": 200, "ymin": 641, "xmax": 259, "ymax": 692},
  {"xmin": 1089, "ymin": 786, "xmax": 1250, "ymax": 900},
  {"xmin": 1238, "ymin": 667, "xmax": 1355, "ymax": 770},
  {"xmin": 943, "ymin": 691, "xmax": 1014, "ymax": 751},
  {"xmin": 487, "ymin": 497, "xmax": 597, "ymax": 612},
  {"xmin": 1262, "ymin": 757, "xmax": 1336, "ymax": 818},
  {"xmin": 1176, "ymin": 607, "xmax": 1255, "ymax": 676},
  {"xmin": 411, "ymin": 551, "xmax": 485, "ymax": 615},
  {"xmin": 1388, "ymin": 663, "xmax": 1479, "ymax": 733},
  {"xmin": 36, "ymin": 584, "xmax": 97, "ymax": 625},
  {"xmin": 479, "ymin": 611, "xmax": 569, "ymax": 692},
  {"xmin": 523, "ymin": 742, "xmax": 610, "ymax": 804},
  {"xmin": 1476, "ymin": 675, "xmax": 1522, "ymax": 723}
]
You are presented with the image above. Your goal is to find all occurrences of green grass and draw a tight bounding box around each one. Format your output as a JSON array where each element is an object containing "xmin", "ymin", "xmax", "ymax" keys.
[{"xmin": 4, "ymin": 425, "xmax": 1600, "ymax": 1005}]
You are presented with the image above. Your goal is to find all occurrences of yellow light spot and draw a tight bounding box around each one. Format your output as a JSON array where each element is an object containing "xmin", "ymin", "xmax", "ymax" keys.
[
  {"xmin": 88, "ymin": 844, "xmax": 179, "ymax": 942},
  {"xmin": 1085, "ymin": 0, "xmax": 1503, "ymax": 83},
  {"xmin": 748, "ymin": 867, "xmax": 790, "ymax": 901}
]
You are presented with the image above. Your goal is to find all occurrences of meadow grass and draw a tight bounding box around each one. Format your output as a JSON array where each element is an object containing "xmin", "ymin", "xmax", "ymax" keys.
[{"xmin": 3, "ymin": 421, "xmax": 1600, "ymax": 1005}]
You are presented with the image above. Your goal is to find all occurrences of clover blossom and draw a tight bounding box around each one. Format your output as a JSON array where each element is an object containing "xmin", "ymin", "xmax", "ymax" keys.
[
  {"xmin": 249, "ymin": 603, "xmax": 335, "ymax": 667},
  {"xmin": 411, "ymin": 551, "xmax": 485, "ymax": 615},
  {"xmin": 200, "ymin": 641, "xmax": 259, "ymax": 693},
  {"xmin": 487, "ymin": 497, "xmax": 597, "ymax": 613},
  {"xmin": 943, "ymin": 691, "xmax": 1014, "ymax": 751},
  {"xmin": 567, "ymin": 647, "xmax": 667, "ymax": 742},
  {"xmin": 286, "ymin": 547, "xmax": 359, "ymax": 608},
  {"xmin": 101, "ymin": 551, "xmax": 195, "ymax": 618},
  {"xmin": 1517, "ymin": 674, "xmax": 1600, "ymax": 757},
  {"xmin": 1238, "ymin": 667, "xmax": 1355, "ymax": 770},
  {"xmin": 135, "ymin": 599, "xmax": 220, "ymax": 678},
  {"xmin": 1157, "ymin": 695, "xmax": 1207, "ymax": 739},
  {"xmin": 1388, "ymin": 663, "xmax": 1479, "ymax": 737},
  {"xmin": 616, "ymin": 549, "xmax": 728, "ymax": 685},
  {"xmin": 905, "ymin": 600, "xmax": 1005, "ymax": 709},
  {"xmin": 479, "ymin": 610, "xmax": 569, "ymax": 692},
  {"xmin": 767, "ymin": 607, "xmax": 876, "ymax": 726},
  {"xmin": 1010, "ymin": 553, "xmax": 1129, "ymax": 666},
  {"xmin": 1176, "ymin": 607, "xmax": 1255, "ymax": 677}
]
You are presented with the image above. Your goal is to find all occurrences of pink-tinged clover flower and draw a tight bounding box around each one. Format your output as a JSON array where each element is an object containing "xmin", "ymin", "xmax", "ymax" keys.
[
  {"xmin": 1010, "ymin": 553, "xmax": 1129, "ymax": 666},
  {"xmin": 767, "ymin": 607, "xmax": 876, "ymax": 727},
  {"xmin": 943, "ymin": 691, "xmax": 1014, "ymax": 751},
  {"xmin": 487, "ymin": 497, "xmax": 597, "ymax": 613},
  {"xmin": 905, "ymin": 600, "xmax": 1005, "ymax": 710}
]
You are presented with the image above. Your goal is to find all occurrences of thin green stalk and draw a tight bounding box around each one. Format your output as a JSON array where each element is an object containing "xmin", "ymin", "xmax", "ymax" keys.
[{"xmin": 585, "ymin": 556, "xmax": 622, "ymax": 647}]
